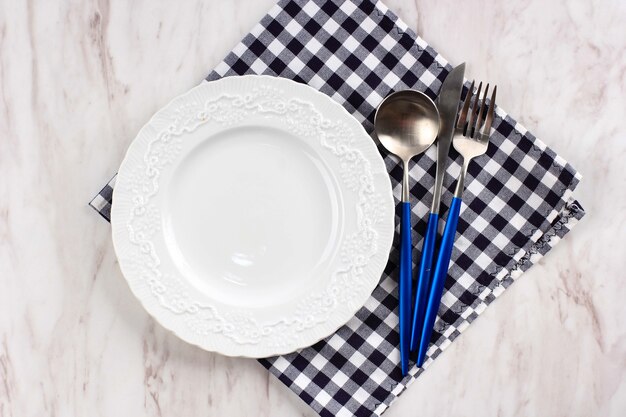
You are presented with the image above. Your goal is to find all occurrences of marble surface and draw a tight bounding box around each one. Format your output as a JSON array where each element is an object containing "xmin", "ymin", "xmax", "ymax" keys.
[{"xmin": 0, "ymin": 0, "xmax": 624, "ymax": 416}]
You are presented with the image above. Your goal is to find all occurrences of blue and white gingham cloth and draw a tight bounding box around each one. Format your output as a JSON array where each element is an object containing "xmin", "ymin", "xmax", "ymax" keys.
[{"xmin": 90, "ymin": 1, "xmax": 585, "ymax": 415}]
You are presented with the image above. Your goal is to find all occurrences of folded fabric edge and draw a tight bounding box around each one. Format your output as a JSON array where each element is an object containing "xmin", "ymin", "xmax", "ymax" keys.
[
  {"xmin": 484, "ymin": 165, "xmax": 581, "ymax": 298},
  {"xmin": 371, "ymin": 197, "xmax": 585, "ymax": 416},
  {"xmin": 89, "ymin": 174, "xmax": 117, "ymax": 222}
]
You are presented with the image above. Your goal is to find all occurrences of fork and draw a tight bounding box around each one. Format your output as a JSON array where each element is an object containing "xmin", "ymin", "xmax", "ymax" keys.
[{"xmin": 416, "ymin": 81, "xmax": 497, "ymax": 366}]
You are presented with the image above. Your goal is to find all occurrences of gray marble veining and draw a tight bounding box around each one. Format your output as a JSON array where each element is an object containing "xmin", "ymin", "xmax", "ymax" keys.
[{"xmin": 0, "ymin": 0, "xmax": 624, "ymax": 416}]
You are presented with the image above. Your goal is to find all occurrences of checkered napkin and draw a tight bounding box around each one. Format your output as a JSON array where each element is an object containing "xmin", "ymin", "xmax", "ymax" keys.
[{"xmin": 90, "ymin": 0, "xmax": 586, "ymax": 415}]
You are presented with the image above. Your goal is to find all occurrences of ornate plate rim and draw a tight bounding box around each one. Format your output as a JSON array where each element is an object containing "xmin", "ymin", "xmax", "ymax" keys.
[{"xmin": 111, "ymin": 75, "xmax": 394, "ymax": 357}]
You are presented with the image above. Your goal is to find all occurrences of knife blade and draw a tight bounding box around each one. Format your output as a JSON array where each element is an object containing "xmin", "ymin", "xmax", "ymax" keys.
[
  {"xmin": 409, "ymin": 62, "xmax": 465, "ymax": 353},
  {"xmin": 432, "ymin": 62, "xmax": 466, "ymax": 213}
]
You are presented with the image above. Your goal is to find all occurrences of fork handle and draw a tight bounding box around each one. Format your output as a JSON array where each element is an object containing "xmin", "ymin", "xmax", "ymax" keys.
[{"xmin": 416, "ymin": 197, "xmax": 462, "ymax": 366}]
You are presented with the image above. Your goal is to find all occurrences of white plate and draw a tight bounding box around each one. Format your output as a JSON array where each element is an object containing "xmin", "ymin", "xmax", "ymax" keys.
[{"xmin": 111, "ymin": 75, "xmax": 394, "ymax": 357}]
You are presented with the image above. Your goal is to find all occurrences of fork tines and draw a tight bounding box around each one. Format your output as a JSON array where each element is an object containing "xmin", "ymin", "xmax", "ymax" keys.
[{"xmin": 457, "ymin": 81, "xmax": 497, "ymax": 139}]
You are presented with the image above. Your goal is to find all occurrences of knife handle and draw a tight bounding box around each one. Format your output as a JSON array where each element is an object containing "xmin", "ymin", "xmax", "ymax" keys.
[
  {"xmin": 399, "ymin": 202, "xmax": 412, "ymax": 376},
  {"xmin": 410, "ymin": 212, "xmax": 438, "ymax": 352},
  {"xmin": 417, "ymin": 197, "xmax": 462, "ymax": 366}
]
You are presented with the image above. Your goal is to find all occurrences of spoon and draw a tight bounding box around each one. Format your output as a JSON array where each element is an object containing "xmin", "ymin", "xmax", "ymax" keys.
[{"xmin": 374, "ymin": 90, "xmax": 440, "ymax": 376}]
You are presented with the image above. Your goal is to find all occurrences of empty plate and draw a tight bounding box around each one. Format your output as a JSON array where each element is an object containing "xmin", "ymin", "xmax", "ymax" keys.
[{"xmin": 111, "ymin": 75, "xmax": 394, "ymax": 357}]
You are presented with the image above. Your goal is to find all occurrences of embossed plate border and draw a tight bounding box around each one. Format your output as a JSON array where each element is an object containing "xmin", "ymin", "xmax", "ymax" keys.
[{"xmin": 111, "ymin": 75, "xmax": 394, "ymax": 357}]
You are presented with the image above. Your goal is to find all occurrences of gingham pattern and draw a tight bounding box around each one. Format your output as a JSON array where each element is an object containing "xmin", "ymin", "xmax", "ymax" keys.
[{"xmin": 90, "ymin": 0, "xmax": 586, "ymax": 415}]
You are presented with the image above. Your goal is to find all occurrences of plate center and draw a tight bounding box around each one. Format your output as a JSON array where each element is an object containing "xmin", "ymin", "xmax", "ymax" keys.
[{"xmin": 164, "ymin": 125, "xmax": 343, "ymax": 308}]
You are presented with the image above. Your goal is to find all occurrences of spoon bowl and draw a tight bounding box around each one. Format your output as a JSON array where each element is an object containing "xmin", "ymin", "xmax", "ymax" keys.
[{"xmin": 375, "ymin": 91, "xmax": 440, "ymax": 162}]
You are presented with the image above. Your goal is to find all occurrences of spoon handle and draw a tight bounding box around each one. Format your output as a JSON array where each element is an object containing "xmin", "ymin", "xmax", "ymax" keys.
[
  {"xmin": 417, "ymin": 196, "xmax": 462, "ymax": 366},
  {"xmin": 399, "ymin": 201, "xmax": 412, "ymax": 376}
]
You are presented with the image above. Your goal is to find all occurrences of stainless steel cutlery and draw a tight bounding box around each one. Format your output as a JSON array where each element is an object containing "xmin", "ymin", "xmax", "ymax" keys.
[
  {"xmin": 410, "ymin": 63, "xmax": 466, "ymax": 353},
  {"xmin": 374, "ymin": 91, "xmax": 440, "ymax": 376},
  {"xmin": 417, "ymin": 80, "xmax": 497, "ymax": 366},
  {"xmin": 374, "ymin": 66, "xmax": 497, "ymax": 372}
]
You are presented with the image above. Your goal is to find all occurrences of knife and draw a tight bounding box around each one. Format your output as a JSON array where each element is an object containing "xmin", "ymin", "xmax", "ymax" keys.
[{"xmin": 409, "ymin": 62, "xmax": 466, "ymax": 354}]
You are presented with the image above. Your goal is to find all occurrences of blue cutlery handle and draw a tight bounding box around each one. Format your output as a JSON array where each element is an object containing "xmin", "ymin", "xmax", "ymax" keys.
[
  {"xmin": 409, "ymin": 212, "xmax": 439, "ymax": 352},
  {"xmin": 417, "ymin": 197, "xmax": 462, "ymax": 366},
  {"xmin": 399, "ymin": 202, "xmax": 412, "ymax": 376}
]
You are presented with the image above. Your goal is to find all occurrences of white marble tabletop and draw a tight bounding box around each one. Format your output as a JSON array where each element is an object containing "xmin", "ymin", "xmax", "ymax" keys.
[{"xmin": 1, "ymin": 0, "xmax": 624, "ymax": 415}]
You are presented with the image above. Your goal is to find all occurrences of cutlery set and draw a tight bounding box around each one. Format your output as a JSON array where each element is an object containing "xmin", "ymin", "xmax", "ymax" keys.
[{"xmin": 376, "ymin": 64, "xmax": 498, "ymax": 374}]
